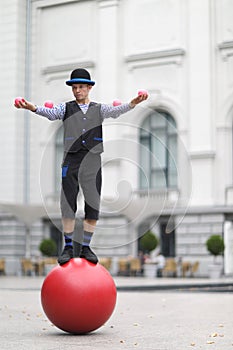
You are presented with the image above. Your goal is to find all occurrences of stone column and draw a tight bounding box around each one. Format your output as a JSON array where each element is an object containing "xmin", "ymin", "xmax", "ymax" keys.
[
  {"xmin": 97, "ymin": 0, "xmax": 120, "ymax": 102},
  {"xmin": 187, "ymin": 0, "xmax": 215, "ymax": 206}
]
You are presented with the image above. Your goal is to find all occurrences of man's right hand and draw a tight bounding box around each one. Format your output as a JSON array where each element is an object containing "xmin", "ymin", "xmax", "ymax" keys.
[{"xmin": 14, "ymin": 99, "xmax": 37, "ymax": 112}]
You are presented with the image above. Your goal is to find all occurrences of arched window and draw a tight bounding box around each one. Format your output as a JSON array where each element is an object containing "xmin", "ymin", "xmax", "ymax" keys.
[
  {"xmin": 54, "ymin": 127, "xmax": 63, "ymax": 193},
  {"xmin": 139, "ymin": 110, "xmax": 177, "ymax": 189}
]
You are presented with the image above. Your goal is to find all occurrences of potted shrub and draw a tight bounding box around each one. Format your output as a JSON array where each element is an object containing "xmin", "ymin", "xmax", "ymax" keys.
[
  {"xmin": 39, "ymin": 238, "xmax": 57, "ymax": 257},
  {"xmin": 139, "ymin": 231, "xmax": 159, "ymax": 278},
  {"xmin": 39, "ymin": 238, "xmax": 57, "ymax": 274},
  {"xmin": 206, "ymin": 234, "xmax": 224, "ymax": 279}
]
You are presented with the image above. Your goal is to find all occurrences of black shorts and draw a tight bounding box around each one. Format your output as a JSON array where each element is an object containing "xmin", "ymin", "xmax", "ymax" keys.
[{"xmin": 60, "ymin": 150, "xmax": 102, "ymax": 220}]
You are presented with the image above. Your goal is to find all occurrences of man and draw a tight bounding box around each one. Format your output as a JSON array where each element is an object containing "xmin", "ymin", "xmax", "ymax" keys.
[{"xmin": 15, "ymin": 68, "xmax": 148, "ymax": 265}]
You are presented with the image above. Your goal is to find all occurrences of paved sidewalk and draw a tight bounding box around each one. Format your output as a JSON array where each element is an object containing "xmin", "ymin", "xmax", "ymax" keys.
[
  {"xmin": 1, "ymin": 275, "xmax": 233, "ymax": 291},
  {"xmin": 0, "ymin": 276, "xmax": 233, "ymax": 350}
]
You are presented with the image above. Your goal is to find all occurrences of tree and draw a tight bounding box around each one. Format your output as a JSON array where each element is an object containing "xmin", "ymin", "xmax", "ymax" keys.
[
  {"xmin": 39, "ymin": 238, "xmax": 57, "ymax": 257},
  {"xmin": 206, "ymin": 235, "xmax": 224, "ymax": 262},
  {"xmin": 139, "ymin": 231, "xmax": 159, "ymax": 254}
]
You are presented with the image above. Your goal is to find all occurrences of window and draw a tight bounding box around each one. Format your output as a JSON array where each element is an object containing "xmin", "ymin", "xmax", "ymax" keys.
[
  {"xmin": 54, "ymin": 127, "xmax": 63, "ymax": 194},
  {"xmin": 139, "ymin": 110, "xmax": 177, "ymax": 189}
]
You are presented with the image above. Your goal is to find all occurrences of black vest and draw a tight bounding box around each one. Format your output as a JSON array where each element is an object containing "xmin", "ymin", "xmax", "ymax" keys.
[{"xmin": 63, "ymin": 101, "xmax": 103, "ymax": 154}]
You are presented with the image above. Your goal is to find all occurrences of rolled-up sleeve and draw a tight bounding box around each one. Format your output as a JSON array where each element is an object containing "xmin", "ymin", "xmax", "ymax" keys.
[
  {"xmin": 35, "ymin": 102, "xmax": 66, "ymax": 121},
  {"xmin": 101, "ymin": 103, "xmax": 134, "ymax": 120}
]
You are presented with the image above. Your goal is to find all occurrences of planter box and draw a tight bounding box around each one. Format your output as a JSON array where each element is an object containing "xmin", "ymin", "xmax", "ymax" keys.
[
  {"xmin": 143, "ymin": 263, "xmax": 157, "ymax": 278},
  {"xmin": 208, "ymin": 264, "xmax": 222, "ymax": 279},
  {"xmin": 44, "ymin": 264, "xmax": 57, "ymax": 275}
]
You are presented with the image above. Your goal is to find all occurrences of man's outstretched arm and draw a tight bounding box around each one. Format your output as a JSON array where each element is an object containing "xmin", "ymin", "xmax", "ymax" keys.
[
  {"xmin": 14, "ymin": 99, "xmax": 65, "ymax": 120},
  {"xmin": 101, "ymin": 93, "xmax": 148, "ymax": 120}
]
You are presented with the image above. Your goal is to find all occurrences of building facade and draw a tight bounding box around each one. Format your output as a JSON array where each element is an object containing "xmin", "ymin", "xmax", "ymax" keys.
[{"xmin": 0, "ymin": 0, "xmax": 233, "ymax": 275}]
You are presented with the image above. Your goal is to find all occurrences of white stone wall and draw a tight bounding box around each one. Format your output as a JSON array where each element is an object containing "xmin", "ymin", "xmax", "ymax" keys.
[
  {"xmin": 1, "ymin": 0, "xmax": 233, "ymax": 275},
  {"xmin": 0, "ymin": 213, "xmax": 44, "ymax": 275},
  {"xmin": 176, "ymin": 213, "xmax": 225, "ymax": 276},
  {"xmin": 27, "ymin": 0, "xmax": 233, "ymax": 209},
  {"xmin": 0, "ymin": 0, "xmax": 27, "ymax": 202}
]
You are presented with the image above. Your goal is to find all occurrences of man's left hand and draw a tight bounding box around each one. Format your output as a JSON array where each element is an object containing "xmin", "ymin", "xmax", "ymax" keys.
[{"xmin": 130, "ymin": 93, "xmax": 148, "ymax": 107}]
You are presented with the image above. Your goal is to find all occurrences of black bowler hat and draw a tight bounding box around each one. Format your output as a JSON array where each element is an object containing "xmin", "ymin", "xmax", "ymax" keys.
[{"xmin": 66, "ymin": 68, "xmax": 95, "ymax": 86}]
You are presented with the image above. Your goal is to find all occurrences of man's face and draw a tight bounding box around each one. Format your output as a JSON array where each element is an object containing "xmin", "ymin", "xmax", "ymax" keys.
[{"xmin": 72, "ymin": 84, "xmax": 92, "ymax": 102}]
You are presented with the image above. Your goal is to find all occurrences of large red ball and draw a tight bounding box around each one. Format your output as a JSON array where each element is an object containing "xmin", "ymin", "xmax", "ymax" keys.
[{"xmin": 41, "ymin": 258, "xmax": 117, "ymax": 334}]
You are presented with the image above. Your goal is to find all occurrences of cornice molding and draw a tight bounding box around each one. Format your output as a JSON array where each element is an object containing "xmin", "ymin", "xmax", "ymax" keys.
[
  {"xmin": 218, "ymin": 41, "xmax": 233, "ymax": 61},
  {"xmin": 97, "ymin": 0, "xmax": 120, "ymax": 8},
  {"xmin": 189, "ymin": 151, "xmax": 216, "ymax": 160},
  {"xmin": 218, "ymin": 41, "xmax": 233, "ymax": 50},
  {"xmin": 34, "ymin": 0, "xmax": 89, "ymax": 9},
  {"xmin": 41, "ymin": 61, "xmax": 95, "ymax": 75},
  {"xmin": 125, "ymin": 48, "xmax": 185, "ymax": 63}
]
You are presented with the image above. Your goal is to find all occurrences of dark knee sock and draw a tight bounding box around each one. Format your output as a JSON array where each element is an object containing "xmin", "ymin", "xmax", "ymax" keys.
[
  {"xmin": 83, "ymin": 231, "xmax": 94, "ymax": 247},
  {"xmin": 64, "ymin": 232, "xmax": 74, "ymax": 247}
]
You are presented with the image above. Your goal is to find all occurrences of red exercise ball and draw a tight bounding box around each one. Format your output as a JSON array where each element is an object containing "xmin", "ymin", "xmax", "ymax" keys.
[{"xmin": 41, "ymin": 258, "xmax": 117, "ymax": 334}]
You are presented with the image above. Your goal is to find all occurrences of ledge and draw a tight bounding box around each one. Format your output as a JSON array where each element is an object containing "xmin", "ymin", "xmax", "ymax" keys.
[
  {"xmin": 189, "ymin": 151, "xmax": 216, "ymax": 160},
  {"xmin": 125, "ymin": 48, "xmax": 185, "ymax": 63},
  {"xmin": 218, "ymin": 41, "xmax": 233, "ymax": 50},
  {"xmin": 41, "ymin": 61, "xmax": 95, "ymax": 75}
]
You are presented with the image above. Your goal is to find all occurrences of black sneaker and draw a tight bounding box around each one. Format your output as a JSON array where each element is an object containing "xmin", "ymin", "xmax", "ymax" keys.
[
  {"xmin": 80, "ymin": 246, "xmax": 98, "ymax": 264},
  {"xmin": 57, "ymin": 246, "xmax": 74, "ymax": 265}
]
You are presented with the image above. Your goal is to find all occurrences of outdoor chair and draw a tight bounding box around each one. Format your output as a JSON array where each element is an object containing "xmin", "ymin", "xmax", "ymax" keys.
[
  {"xmin": 181, "ymin": 261, "xmax": 192, "ymax": 277},
  {"xmin": 118, "ymin": 258, "xmax": 130, "ymax": 276},
  {"xmin": 21, "ymin": 258, "xmax": 35, "ymax": 276},
  {"xmin": 0, "ymin": 258, "xmax": 6, "ymax": 275},
  {"xmin": 99, "ymin": 257, "xmax": 112, "ymax": 271},
  {"xmin": 190, "ymin": 261, "xmax": 199, "ymax": 277},
  {"xmin": 163, "ymin": 258, "xmax": 177, "ymax": 277},
  {"xmin": 129, "ymin": 258, "xmax": 141, "ymax": 276}
]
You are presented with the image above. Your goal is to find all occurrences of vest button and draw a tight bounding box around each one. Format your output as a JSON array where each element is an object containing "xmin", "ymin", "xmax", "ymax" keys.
[
  {"xmin": 82, "ymin": 129, "xmax": 86, "ymax": 132},
  {"xmin": 82, "ymin": 140, "xmax": 86, "ymax": 144},
  {"xmin": 83, "ymin": 117, "xmax": 86, "ymax": 120}
]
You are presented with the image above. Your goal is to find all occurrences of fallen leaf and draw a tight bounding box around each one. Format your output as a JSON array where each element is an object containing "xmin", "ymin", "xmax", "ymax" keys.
[
  {"xmin": 190, "ymin": 342, "xmax": 195, "ymax": 346},
  {"xmin": 210, "ymin": 332, "xmax": 218, "ymax": 337},
  {"xmin": 207, "ymin": 341, "xmax": 215, "ymax": 344}
]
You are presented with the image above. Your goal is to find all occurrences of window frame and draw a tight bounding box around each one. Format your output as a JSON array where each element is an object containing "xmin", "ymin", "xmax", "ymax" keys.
[{"xmin": 139, "ymin": 110, "xmax": 177, "ymax": 190}]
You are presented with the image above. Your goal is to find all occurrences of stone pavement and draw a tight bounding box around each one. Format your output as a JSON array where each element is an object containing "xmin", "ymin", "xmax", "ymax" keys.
[{"xmin": 0, "ymin": 276, "xmax": 233, "ymax": 350}]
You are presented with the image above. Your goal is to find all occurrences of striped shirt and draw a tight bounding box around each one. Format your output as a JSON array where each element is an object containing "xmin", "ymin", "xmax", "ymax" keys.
[{"xmin": 35, "ymin": 102, "xmax": 133, "ymax": 121}]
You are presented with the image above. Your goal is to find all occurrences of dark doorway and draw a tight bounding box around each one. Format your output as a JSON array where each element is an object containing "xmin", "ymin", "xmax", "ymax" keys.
[
  {"xmin": 160, "ymin": 222, "xmax": 175, "ymax": 257},
  {"xmin": 50, "ymin": 225, "xmax": 62, "ymax": 256}
]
